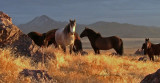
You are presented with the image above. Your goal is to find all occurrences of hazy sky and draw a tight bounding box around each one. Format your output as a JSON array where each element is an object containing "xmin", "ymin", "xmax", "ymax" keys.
[{"xmin": 1, "ymin": 0, "xmax": 160, "ymax": 26}]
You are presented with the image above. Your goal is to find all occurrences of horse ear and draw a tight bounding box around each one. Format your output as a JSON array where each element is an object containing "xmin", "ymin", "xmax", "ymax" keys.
[
  {"xmin": 97, "ymin": 32, "xmax": 101, "ymax": 36},
  {"xmin": 85, "ymin": 27, "xmax": 88, "ymax": 29},
  {"xmin": 146, "ymin": 38, "xmax": 149, "ymax": 41},
  {"xmin": 70, "ymin": 19, "xmax": 72, "ymax": 22},
  {"xmin": 145, "ymin": 38, "xmax": 148, "ymax": 42}
]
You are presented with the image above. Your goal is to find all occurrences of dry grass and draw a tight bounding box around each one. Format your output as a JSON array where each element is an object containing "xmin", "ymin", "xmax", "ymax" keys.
[{"xmin": 0, "ymin": 47, "xmax": 160, "ymax": 83}]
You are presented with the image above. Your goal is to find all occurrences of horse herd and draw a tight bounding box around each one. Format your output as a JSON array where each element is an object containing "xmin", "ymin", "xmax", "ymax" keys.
[{"xmin": 27, "ymin": 19, "xmax": 159, "ymax": 61}]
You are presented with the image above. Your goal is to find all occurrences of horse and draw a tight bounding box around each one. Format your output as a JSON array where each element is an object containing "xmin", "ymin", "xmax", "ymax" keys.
[
  {"xmin": 141, "ymin": 43, "xmax": 146, "ymax": 55},
  {"xmin": 80, "ymin": 27, "xmax": 123, "ymax": 55},
  {"xmin": 27, "ymin": 31, "xmax": 48, "ymax": 47},
  {"xmin": 45, "ymin": 29, "xmax": 58, "ymax": 47},
  {"xmin": 55, "ymin": 19, "xmax": 76, "ymax": 54},
  {"xmin": 143, "ymin": 38, "xmax": 160, "ymax": 61},
  {"xmin": 45, "ymin": 28, "xmax": 84, "ymax": 54},
  {"xmin": 73, "ymin": 32, "xmax": 83, "ymax": 53}
]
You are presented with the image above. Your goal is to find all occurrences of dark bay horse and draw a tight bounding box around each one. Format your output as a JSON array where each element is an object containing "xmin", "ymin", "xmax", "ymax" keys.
[
  {"xmin": 143, "ymin": 38, "xmax": 160, "ymax": 61},
  {"xmin": 55, "ymin": 19, "xmax": 76, "ymax": 54},
  {"xmin": 27, "ymin": 32, "xmax": 48, "ymax": 47},
  {"xmin": 45, "ymin": 29, "xmax": 58, "ymax": 47},
  {"xmin": 73, "ymin": 32, "xmax": 83, "ymax": 53},
  {"xmin": 80, "ymin": 27, "xmax": 123, "ymax": 55}
]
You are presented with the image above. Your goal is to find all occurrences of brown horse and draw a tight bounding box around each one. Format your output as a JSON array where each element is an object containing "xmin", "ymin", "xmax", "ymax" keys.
[
  {"xmin": 80, "ymin": 27, "xmax": 123, "ymax": 55},
  {"xmin": 45, "ymin": 29, "xmax": 58, "ymax": 47},
  {"xmin": 27, "ymin": 32, "xmax": 48, "ymax": 47},
  {"xmin": 143, "ymin": 38, "xmax": 160, "ymax": 61}
]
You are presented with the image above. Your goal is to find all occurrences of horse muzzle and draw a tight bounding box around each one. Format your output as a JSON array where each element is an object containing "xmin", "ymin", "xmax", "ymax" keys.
[
  {"xmin": 80, "ymin": 34, "xmax": 84, "ymax": 38},
  {"xmin": 70, "ymin": 32, "xmax": 75, "ymax": 35}
]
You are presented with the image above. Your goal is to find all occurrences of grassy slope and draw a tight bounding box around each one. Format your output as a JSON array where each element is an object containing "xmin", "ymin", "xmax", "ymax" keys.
[{"xmin": 0, "ymin": 47, "xmax": 160, "ymax": 83}]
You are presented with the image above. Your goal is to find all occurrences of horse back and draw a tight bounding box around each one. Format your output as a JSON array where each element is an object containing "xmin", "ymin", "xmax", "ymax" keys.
[
  {"xmin": 46, "ymin": 29, "xmax": 57, "ymax": 41},
  {"xmin": 95, "ymin": 36, "xmax": 122, "ymax": 50},
  {"xmin": 150, "ymin": 44, "xmax": 160, "ymax": 55},
  {"xmin": 27, "ymin": 32, "xmax": 43, "ymax": 42},
  {"xmin": 103, "ymin": 36, "xmax": 122, "ymax": 46},
  {"xmin": 27, "ymin": 32, "xmax": 45, "ymax": 47}
]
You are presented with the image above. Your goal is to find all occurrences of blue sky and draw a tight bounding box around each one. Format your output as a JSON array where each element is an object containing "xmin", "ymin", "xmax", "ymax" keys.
[{"xmin": 1, "ymin": 0, "xmax": 160, "ymax": 26}]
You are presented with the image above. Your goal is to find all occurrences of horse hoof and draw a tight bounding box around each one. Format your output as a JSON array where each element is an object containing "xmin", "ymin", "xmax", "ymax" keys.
[
  {"xmin": 138, "ymin": 57, "xmax": 147, "ymax": 62},
  {"xmin": 81, "ymin": 51, "xmax": 88, "ymax": 55}
]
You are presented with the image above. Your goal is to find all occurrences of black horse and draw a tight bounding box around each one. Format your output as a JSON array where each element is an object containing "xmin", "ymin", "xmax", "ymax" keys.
[
  {"xmin": 80, "ymin": 27, "xmax": 123, "ymax": 55},
  {"xmin": 143, "ymin": 38, "xmax": 160, "ymax": 61},
  {"xmin": 141, "ymin": 43, "xmax": 146, "ymax": 54},
  {"xmin": 27, "ymin": 32, "xmax": 48, "ymax": 47}
]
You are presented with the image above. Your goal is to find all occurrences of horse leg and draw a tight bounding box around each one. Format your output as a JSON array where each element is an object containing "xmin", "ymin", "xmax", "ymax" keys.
[
  {"xmin": 54, "ymin": 43, "xmax": 58, "ymax": 48},
  {"xmin": 114, "ymin": 48, "xmax": 119, "ymax": 55},
  {"xmin": 73, "ymin": 45, "xmax": 78, "ymax": 54},
  {"xmin": 69, "ymin": 45, "xmax": 74, "ymax": 54},
  {"xmin": 93, "ymin": 48, "xmax": 99, "ymax": 54},
  {"xmin": 93, "ymin": 48, "xmax": 97, "ymax": 54},
  {"xmin": 61, "ymin": 45, "xmax": 66, "ymax": 53},
  {"xmin": 148, "ymin": 55, "xmax": 154, "ymax": 61},
  {"xmin": 151, "ymin": 55, "xmax": 154, "ymax": 61},
  {"xmin": 97, "ymin": 50, "xmax": 100, "ymax": 54},
  {"xmin": 53, "ymin": 40, "xmax": 58, "ymax": 48}
]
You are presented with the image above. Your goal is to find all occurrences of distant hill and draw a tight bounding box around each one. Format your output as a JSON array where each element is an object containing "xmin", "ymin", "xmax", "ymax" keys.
[
  {"xmin": 18, "ymin": 15, "xmax": 67, "ymax": 33},
  {"xmin": 88, "ymin": 21, "xmax": 160, "ymax": 38},
  {"xmin": 18, "ymin": 15, "xmax": 160, "ymax": 38}
]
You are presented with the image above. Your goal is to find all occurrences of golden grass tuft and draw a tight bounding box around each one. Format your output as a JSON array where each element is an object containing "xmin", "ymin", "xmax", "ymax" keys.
[{"xmin": 0, "ymin": 47, "xmax": 160, "ymax": 83}]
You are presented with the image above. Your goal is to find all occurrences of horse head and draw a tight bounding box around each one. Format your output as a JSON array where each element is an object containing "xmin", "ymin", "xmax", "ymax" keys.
[
  {"xmin": 145, "ymin": 38, "xmax": 151, "ymax": 49},
  {"xmin": 80, "ymin": 27, "xmax": 88, "ymax": 38},
  {"xmin": 145, "ymin": 38, "xmax": 149, "ymax": 42},
  {"xmin": 69, "ymin": 19, "xmax": 76, "ymax": 34}
]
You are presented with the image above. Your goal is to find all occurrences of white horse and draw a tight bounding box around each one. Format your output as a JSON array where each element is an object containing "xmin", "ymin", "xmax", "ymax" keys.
[{"xmin": 55, "ymin": 19, "xmax": 76, "ymax": 54}]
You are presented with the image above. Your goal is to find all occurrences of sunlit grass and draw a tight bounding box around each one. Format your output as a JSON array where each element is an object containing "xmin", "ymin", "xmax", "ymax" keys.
[{"xmin": 0, "ymin": 47, "xmax": 160, "ymax": 83}]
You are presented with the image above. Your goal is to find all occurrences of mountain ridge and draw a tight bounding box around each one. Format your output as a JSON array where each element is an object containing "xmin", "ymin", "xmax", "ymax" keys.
[{"xmin": 18, "ymin": 15, "xmax": 160, "ymax": 38}]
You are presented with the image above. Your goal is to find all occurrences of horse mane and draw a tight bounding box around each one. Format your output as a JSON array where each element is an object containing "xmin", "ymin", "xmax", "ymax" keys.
[
  {"xmin": 63, "ymin": 23, "xmax": 70, "ymax": 34},
  {"xmin": 86, "ymin": 28, "xmax": 102, "ymax": 38},
  {"xmin": 46, "ymin": 29, "xmax": 57, "ymax": 35},
  {"xmin": 42, "ymin": 33, "xmax": 46, "ymax": 37},
  {"xmin": 96, "ymin": 32, "xmax": 102, "ymax": 37},
  {"xmin": 45, "ymin": 29, "xmax": 58, "ymax": 41}
]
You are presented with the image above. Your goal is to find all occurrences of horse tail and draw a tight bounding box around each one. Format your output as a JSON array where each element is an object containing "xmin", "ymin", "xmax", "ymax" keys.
[{"xmin": 119, "ymin": 39, "xmax": 124, "ymax": 55}]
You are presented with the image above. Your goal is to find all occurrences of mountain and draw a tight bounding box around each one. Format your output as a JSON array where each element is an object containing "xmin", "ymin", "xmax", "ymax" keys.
[
  {"xmin": 18, "ymin": 15, "xmax": 160, "ymax": 38},
  {"xmin": 19, "ymin": 15, "xmax": 85, "ymax": 34},
  {"xmin": 88, "ymin": 21, "xmax": 160, "ymax": 38},
  {"xmin": 18, "ymin": 15, "xmax": 68, "ymax": 33}
]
